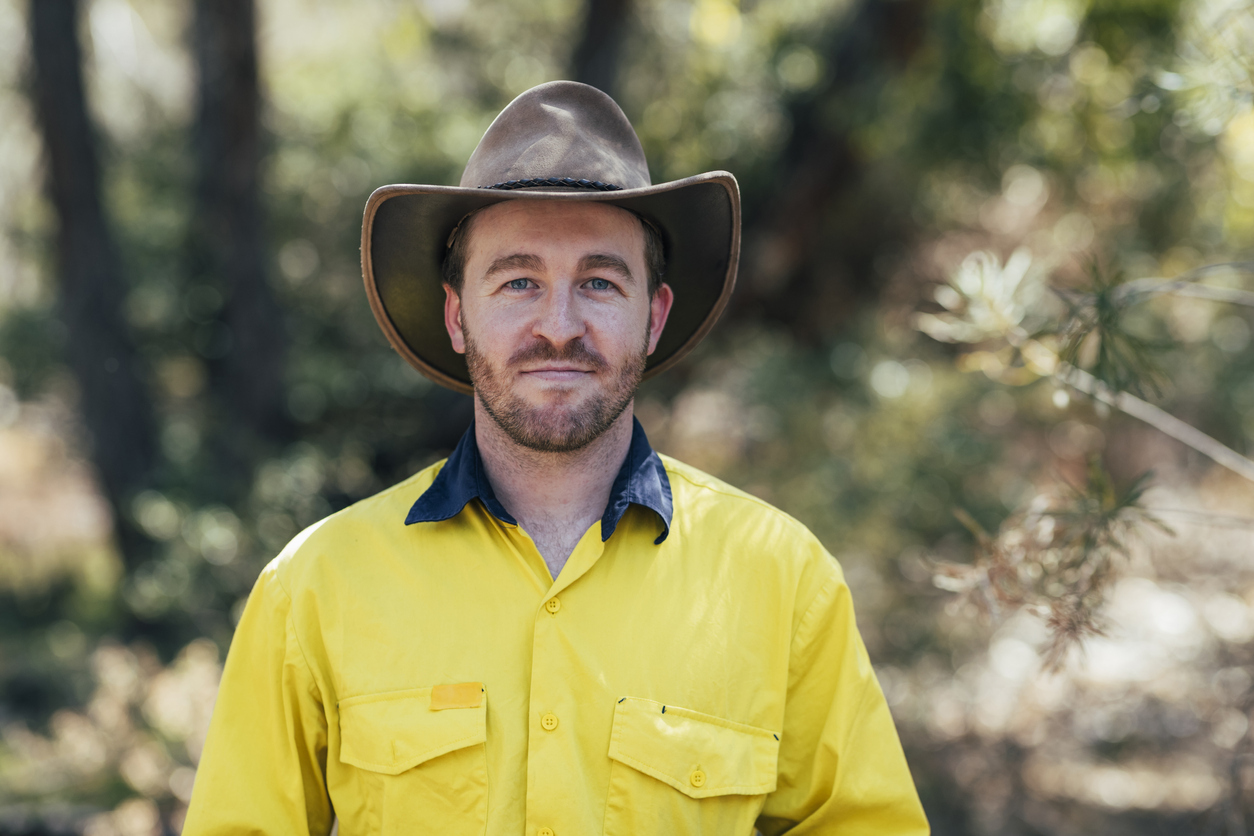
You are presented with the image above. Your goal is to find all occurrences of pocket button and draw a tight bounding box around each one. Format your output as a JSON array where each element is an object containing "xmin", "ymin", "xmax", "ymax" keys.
[{"xmin": 690, "ymin": 769, "xmax": 706, "ymax": 788}]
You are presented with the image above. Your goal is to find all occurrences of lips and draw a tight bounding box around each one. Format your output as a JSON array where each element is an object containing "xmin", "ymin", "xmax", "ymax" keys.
[
  {"xmin": 520, "ymin": 367, "xmax": 594, "ymax": 381},
  {"xmin": 507, "ymin": 339, "xmax": 608, "ymax": 372}
]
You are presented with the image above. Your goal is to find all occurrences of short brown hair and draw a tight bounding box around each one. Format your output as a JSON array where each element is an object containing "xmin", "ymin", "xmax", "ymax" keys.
[{"xmin": 442, "ymin": 207, "xmax": 666, "ymax": 296}]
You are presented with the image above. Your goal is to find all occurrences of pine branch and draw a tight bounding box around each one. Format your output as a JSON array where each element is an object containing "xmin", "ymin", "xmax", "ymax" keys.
[
  {"xmin": 1114, "ymin": 261, "xmax": 1254, "ymax": 307},
  {"xmin": 1060, "ymin": 362, "xmax": 1254, "ymax": 483},
  {"xmin": 1013, "ymin": 331, "xmax": 1254, "ymax": 484},
  {"xmin": 920, "ymin": 250, "xmax": 1254, "ymax": 485},
  {"xmin": 1145, "ymin": 508, "xmax": 1254, "ymax": 528}
]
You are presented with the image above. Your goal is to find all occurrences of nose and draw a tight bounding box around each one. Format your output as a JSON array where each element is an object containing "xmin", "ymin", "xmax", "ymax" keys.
[{"xmin": 531, "ymin": 284, "xmax": 586, "ymax": 346}]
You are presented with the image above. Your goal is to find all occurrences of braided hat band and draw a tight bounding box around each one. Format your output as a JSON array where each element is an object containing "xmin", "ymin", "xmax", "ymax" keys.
[
  {"xmin": 447, "ymin": 178, "xmax": 625, "ymax": 248},
  {"xmin": 482, "ymin": 177, "xmax": 623, "ymax": 191},
  {"xmin": 447, "ymin": 178, "xmax": 664, "ymax": 251}
]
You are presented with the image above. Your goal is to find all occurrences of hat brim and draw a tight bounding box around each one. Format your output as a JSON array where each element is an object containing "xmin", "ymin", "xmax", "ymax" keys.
[{"xmin": 361, "ymin": 171, "xmax": 740, "ymax": 395}]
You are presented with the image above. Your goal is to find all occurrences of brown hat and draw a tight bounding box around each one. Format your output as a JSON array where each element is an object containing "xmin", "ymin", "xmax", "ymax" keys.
[{"xmin": 361, "ymin": 80, "xmax": 740, "ymax": 395}]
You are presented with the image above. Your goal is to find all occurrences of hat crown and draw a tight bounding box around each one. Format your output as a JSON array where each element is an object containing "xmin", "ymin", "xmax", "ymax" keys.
[{"xmin": 460, "ymin": 81, "xmax": 652, "ymax": 190}]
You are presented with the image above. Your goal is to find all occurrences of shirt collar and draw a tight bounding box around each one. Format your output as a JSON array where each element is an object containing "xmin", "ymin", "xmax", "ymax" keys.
[{"xmin": 405, "ymin": 417, "xmax": 672, "ymax": 544}]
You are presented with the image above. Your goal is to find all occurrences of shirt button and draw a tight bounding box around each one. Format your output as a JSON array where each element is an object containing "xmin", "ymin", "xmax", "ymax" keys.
[
  {"xmin": 690, "ymin": 769, "xmax": 706, "ymax": 788},
  {"xmin": 541, "ymin": 712, "xmax": 559, "ymax": 731},
  {"xmin": 538, "ymin": 829, "xmax": 555, "ymax": 836},
  {"xmin": 544, "ymin": 597, "xmax": 561, "ymax": 614}
]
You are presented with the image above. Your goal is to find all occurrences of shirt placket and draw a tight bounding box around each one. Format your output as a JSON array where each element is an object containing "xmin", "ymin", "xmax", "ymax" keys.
[{"xmin": 521, "ymin": 524, "xmax": 606, "ymax": 836}]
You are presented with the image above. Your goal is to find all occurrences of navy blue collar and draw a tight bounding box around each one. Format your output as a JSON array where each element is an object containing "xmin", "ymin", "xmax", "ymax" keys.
[{"xmin": 405, "ymin": 417, "xmax": 672, "ymax": 544}]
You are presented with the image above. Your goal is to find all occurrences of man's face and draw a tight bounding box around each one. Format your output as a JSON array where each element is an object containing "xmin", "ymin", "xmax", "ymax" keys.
[{"xmin": 443, "ymin": 200, "xmax": 673, "ymax": 453}]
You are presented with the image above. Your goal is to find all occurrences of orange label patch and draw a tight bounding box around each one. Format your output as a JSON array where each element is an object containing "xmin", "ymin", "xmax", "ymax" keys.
[{"xmin": 429, "ymin": 682, "xmax": 484, "ymax": 710}]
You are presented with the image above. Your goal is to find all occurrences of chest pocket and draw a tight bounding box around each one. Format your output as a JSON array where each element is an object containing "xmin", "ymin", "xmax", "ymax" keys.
[
  {"xmin": 338, "ymin": 684, "xmax": 488, "ymax": 836},
  {"xmin": 604, "ymin": 697, "xmax": 779, "ymax": 835}
]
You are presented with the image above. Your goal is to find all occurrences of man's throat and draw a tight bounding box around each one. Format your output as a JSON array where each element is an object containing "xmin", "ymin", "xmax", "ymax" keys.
[
  {"xmin": 473, "ymin": 399, "xmax": 636, "ymax": 579},
  {"xmin": 519, "ymin": 515, "xmax": 599, "ymax": 580}
]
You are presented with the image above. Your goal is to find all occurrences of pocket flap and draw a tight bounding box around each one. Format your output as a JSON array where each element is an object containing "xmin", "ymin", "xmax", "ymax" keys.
[
  {"xmin": 608, "ymin": 697, "xmax": 779, "ymax": 799},
  {"xmin": 338, "ymin": 684, "xmax": 486, "ymax": 775}
]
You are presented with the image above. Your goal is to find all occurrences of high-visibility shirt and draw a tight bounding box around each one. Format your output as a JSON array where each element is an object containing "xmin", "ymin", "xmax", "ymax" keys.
[{"xmin": 184, "ymin": 419, "xmax": 929, "ymax": 835}]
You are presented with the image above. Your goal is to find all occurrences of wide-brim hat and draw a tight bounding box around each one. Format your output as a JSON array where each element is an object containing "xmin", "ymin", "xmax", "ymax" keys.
[{"xmin": 360, "ymin": 80, "xmax": 740, "ymax": 395}]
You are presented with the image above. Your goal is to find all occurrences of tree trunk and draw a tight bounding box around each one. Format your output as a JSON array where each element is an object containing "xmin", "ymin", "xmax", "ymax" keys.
[
  {"xmin": 28, "ymin": 0, "xmax": 157, "ymax": 564},
  {"xmin": 570, "ymin": 0, "xmax": 633, "ymax": 98},
  {"xmin": 190, "ymin": 0, "xmax": 289, "ymax": 446},
  {"xmin": 732, "ymin": 0, "xmax": 927, "ymax": 339}
]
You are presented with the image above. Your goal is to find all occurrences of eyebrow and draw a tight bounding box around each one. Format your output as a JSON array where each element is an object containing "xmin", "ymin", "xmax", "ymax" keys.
[
  {"xmin": 579, "ymin": 254, "xmax": 635, "ymax": 282},
  {"xmin": 481, "ymin": 253, "xmax": 636, "ymax": 283},
  {"xmin": 484, "ymin": 253, "xmax": 545, "ymax": 277}
]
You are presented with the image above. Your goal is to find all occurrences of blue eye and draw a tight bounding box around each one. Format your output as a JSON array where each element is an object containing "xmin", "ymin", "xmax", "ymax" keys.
[
  {"xmin": 587, "ymin": 278, "xmax": 612, "ymax": 291},
  {"xmin": 507, "ymin": 279, "xmax": 531, "ymax": 290}
]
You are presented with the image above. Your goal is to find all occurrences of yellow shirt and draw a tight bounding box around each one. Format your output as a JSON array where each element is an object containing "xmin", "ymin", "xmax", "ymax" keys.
[{"xmin": 184, "ymin": 426, "xmax": 928, "ymax": 836}]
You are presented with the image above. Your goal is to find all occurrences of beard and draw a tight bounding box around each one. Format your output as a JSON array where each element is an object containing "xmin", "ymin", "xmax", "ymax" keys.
[{"xmin": 465, "ymin": 325, "xmax": 649, "ymax": 454}]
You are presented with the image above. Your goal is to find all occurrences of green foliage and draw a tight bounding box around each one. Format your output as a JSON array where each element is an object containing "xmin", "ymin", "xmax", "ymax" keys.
[
  {"xmin": 1056, "ymin": 261, "xmax": 1169, "ymax": 398},
  {"xmin": 0, "ymin": 306, "xmax": 62, "ymax": 398}
]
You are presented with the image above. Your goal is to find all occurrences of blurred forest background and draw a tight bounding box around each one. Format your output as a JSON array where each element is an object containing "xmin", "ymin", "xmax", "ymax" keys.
[{"xmin": 1, "ymin": 0, "xmax": 1254, "ymax": 832}]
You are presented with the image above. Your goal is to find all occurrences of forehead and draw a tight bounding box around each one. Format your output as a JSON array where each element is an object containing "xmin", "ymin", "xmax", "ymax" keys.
[{"xmin": 465, "ymin": 199, "xmax": 644, "ymax": 262}]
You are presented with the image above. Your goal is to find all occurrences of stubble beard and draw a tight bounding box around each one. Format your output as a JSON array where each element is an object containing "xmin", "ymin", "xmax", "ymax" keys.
[{"xmin": 464, "ymin": 324, "xmax": 650, "ymax": 454}]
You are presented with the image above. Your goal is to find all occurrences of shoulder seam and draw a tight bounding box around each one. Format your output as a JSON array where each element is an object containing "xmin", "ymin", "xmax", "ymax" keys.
[
  {"xmin": 270, "ymin": 571, "xmax": 323, "ymax": 701},
  {"xmin": 792, "ymin": 569, "xmax": 842, "ymax": 648},
  {"xmin": 664, "ymin": 463, "xmax": 810, "ymax": 534}
]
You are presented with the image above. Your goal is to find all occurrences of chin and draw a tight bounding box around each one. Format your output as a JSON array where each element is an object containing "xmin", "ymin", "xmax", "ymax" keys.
[
  {"xmin": 486, "ymin": 390, "xmax": 630, "ymax": 453},
  {"xmin": 521, "ymin": 399, "xmax": 605, "ymax": 436}
]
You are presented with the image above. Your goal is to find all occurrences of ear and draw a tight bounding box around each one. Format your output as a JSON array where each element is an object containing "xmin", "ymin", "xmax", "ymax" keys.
[
  {"xmin": 646, "ymin": 283, "xmax": 674, "ymax": 355},
  {"xmin": 443, "ymin": 283, "xmax": 466, "ymax": 354}
]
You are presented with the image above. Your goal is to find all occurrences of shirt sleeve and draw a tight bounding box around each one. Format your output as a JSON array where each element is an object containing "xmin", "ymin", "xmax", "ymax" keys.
[
  {"xmin": 756, "ymin": 563, "xmax": 930, "ymax": 835},
  {"xmin": 183, "ymin": 564, "xmax": 334, "ymax": 836}
]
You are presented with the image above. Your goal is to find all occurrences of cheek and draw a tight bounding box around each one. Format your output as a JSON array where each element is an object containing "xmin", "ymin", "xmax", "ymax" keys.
[
  {"xmin": 465, "ymin": 302, "xmax": 528, "ymax": 343},
  {"xmin": 588, "ymin": 306, "xmax": 651, "ymax": 351}
]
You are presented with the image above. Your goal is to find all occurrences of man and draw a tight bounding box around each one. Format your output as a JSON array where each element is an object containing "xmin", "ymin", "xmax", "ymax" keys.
[{"xmin": 185, "ymin": 81, "xmax": 928, "ymax": 835}]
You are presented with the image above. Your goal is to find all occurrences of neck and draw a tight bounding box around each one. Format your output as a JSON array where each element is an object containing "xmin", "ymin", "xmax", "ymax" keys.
[{"xmin": 474, "ymin": 400, "xmax": 635, "ymax": 576}]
